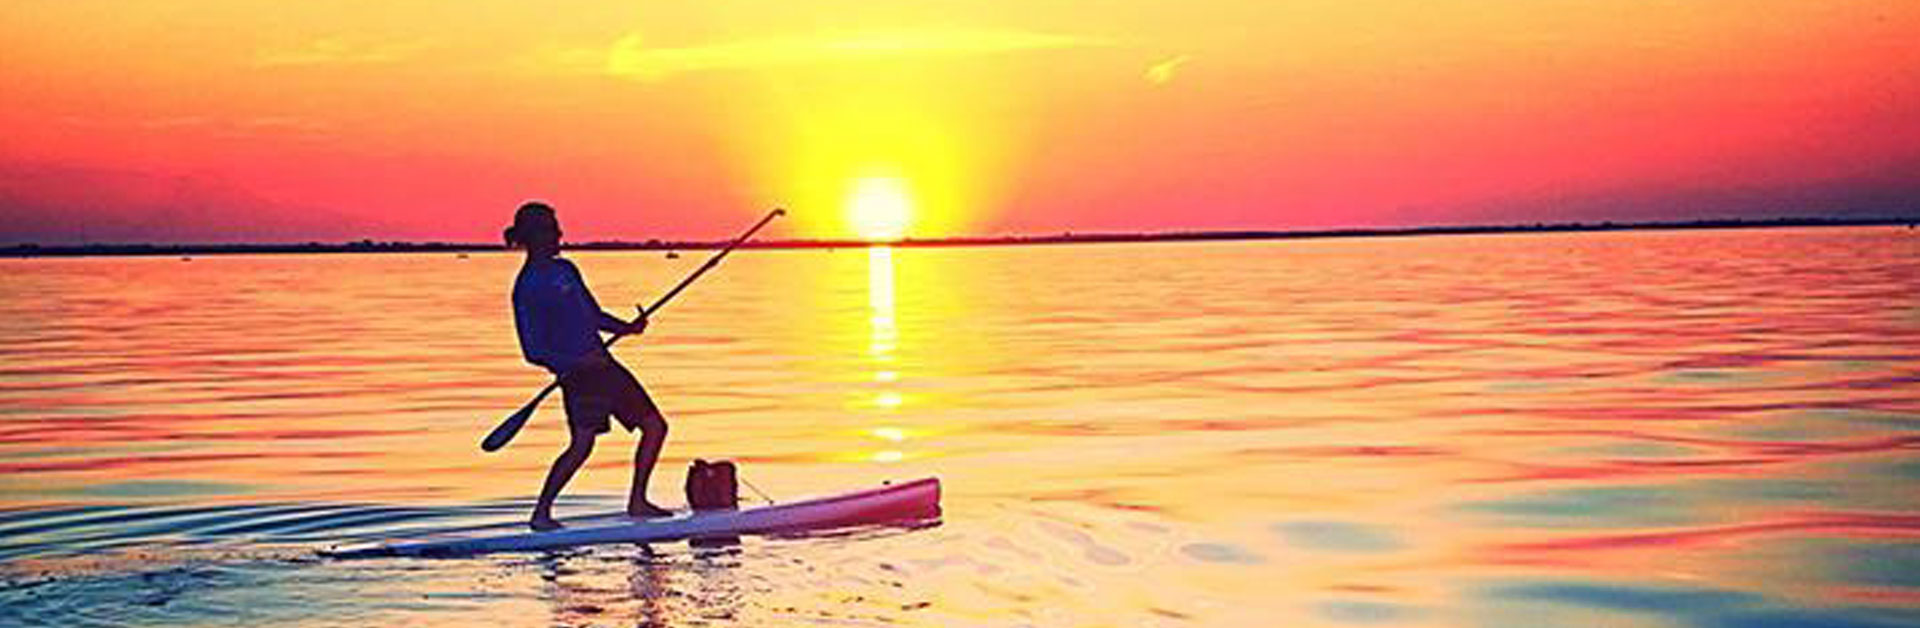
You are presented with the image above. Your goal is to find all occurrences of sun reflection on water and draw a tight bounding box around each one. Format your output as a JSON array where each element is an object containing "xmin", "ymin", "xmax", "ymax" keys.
[
  {"xmin": 868, "ymin": 245, "xmax": 906, "ymax": 463},
  {"xmin": 868, "ymin": 245, "xmax": 898, "ymax": 360}
]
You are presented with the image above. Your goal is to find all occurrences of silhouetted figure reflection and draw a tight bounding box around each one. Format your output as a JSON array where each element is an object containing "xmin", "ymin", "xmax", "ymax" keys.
[
  {"xmin": 504, "ymin": 201, "xmax": 673, "ymax": 531},
  {"xmin": 536, "ymin": 545, "xmax": 748, "ymax": 627}
]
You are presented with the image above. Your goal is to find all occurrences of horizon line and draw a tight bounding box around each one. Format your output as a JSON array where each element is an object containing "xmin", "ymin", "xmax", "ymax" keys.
[{"xmin": 4, "ymin": 215, "xmax": 1916, "ymax": 258}]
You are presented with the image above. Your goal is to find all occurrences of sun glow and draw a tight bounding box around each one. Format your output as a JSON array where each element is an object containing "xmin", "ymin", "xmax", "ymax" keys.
[{"xmin": 849, "ymin": 177, "xmax": 913, "ymax": 241}]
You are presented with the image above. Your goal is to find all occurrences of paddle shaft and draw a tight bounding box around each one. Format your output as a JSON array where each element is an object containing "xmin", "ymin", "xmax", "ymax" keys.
[
  {"xmin": 482, "ymin": 208, "xmax": 783, "ymax": 452},
  {"xmin": 623, "ymin": 208, "xmax": 784, "ymax": 348},
  {"xmin": 533, "ymin": 207, "xmax": 782, "ymax": 398}
]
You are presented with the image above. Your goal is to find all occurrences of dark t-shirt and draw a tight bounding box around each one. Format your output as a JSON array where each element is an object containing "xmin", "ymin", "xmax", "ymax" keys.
[{"xmin": 511, "ymin": 258, "xmax": 605, "ymax": 373}]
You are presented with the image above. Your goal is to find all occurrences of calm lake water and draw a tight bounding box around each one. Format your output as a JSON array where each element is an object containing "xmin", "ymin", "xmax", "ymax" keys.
[{"xmin": 2, "ymin": 227, "xmax": 1918, "ymax": 626}]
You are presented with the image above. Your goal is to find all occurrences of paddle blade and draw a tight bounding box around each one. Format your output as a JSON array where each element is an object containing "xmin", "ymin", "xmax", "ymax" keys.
[{"xmin": 481, "ymin": 403, "xmax": 536, "ymax": 452}]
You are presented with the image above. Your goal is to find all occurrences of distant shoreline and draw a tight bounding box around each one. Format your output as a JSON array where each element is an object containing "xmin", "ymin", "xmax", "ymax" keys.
[{"xmin": 4, "ymin": 216, "xmax": 1914, "ymax": 258}]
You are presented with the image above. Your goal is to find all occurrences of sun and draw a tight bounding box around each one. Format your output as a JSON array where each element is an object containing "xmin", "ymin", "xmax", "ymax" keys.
[{"xmin": 848, "ymin": 177, "xmax": 912, "ymax": 241}]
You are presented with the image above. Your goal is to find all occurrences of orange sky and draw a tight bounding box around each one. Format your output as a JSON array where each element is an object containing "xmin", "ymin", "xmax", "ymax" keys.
[{"xmin": 2, "ymin": 1, "xmax": 1917, "ymax": 243}]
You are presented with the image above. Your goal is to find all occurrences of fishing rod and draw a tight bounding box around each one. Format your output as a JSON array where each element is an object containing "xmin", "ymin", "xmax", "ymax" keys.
[{"xmin": 481, "ymin": 208, "xmax": 785, "ymax": 452}]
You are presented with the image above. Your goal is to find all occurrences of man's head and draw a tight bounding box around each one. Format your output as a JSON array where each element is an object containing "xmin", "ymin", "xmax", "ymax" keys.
[{"xmin": 504, "ymin": 201, "xmax": 561, "ymax": 255}]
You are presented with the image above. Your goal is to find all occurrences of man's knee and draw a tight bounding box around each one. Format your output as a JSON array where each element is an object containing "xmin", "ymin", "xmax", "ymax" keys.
[
  {"xmin": 565, "ymin": 430, "xmax": 599, "ymax": 455},
  {"xmin": 637, "ymin": 412, "xmax": 668, "ymax": 436}
]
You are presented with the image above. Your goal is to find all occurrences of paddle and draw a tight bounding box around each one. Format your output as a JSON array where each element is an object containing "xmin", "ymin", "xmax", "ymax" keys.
[{"xmin": 482, "ymin": 208, "xmax": 785, "ymax": 452}]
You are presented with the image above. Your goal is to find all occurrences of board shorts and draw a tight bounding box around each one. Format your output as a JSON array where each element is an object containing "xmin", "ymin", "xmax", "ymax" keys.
[{"xmin": 559, "ymin": 359, "xmax": 661, "ymax": 436}]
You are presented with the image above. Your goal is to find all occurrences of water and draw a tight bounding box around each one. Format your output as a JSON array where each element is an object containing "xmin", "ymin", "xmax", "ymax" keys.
[{"xmin": 2, "ymin": 227, "xmax": 1917, "ymax": 626}]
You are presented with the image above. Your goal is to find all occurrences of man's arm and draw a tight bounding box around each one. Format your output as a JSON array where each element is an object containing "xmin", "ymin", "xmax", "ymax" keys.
[
  {"xmin": 596, "ymin": 310, "xmax": 623, "ymax": 332},
  {"xmin": 597, "ymin": 309, "xmax": 645, "ymax": 335},
  {"xmin": 566, "ymin": 260, "xmax": 647, "ymax": 336}
]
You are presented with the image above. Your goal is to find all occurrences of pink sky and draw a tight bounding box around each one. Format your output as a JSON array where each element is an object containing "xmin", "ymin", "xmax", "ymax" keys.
[{"xmin": 2, "ymin": 1, "xmax": 1917, "ymax": 244}]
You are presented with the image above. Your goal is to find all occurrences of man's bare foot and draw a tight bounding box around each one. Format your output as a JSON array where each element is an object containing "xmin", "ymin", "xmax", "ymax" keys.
[
  {"xmin": 627, "ymin": 502, "xmax": 673, "ymax": 519},
  {"xmin": 529, "ymin": 515, "xmax": 565, "ymax": 532}
]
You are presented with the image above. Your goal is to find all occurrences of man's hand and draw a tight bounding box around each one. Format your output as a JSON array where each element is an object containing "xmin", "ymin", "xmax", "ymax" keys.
[{"xmin": 622, "ymin": 306, "xmax": 649, "ymax": 336}]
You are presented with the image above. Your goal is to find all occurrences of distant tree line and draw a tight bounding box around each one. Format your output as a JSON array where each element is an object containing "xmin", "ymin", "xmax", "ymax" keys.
[{"xmin": 3, "ymin": 215, "xmax": 1914, "ymax": 258}]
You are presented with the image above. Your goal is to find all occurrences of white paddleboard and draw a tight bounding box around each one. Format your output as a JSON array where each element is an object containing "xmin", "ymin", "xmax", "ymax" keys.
[{"xmin": 323, "ymin": 477, "xmax": 940, "ymax": 558}]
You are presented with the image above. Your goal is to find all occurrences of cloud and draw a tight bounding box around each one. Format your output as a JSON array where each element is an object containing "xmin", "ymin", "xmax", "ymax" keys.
[
  {"xmin": 1146, "ymin": 55, "xmax": 1191, "ymax": 85},
  {"xmin": 58, "ymin": 115, "xmax": 332, "ymax": 140},
  {"xmin": 589, "ymin": 29, "xmax": 1112, "ymax": 80},
  {"xmin": 254, "ymin": 37, "xmax": 435, "ymax": 68},
  {"xmin": 1453, "ymin": 164, "xmax": 1920, "ymax": 225},
  {"xmin": 233, "ymin": 116, "xmax": 332, "ymax": 138}
]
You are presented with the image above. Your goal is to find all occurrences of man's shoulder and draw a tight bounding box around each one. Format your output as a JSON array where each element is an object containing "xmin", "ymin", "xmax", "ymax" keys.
[
  {"xmin": 514, "ymin": 259, "xmax": 572, "ymax": 292},
  {"xmin": 528, "ymin": 257, "xmax": 581, "ymax": 278},
  {"xmin": 550, "ymin": 258, "xmax": 588, "ymax": 288},
  {"xmin": 518, "ymin": 257, "xmax": 580, "ymax": 276}
]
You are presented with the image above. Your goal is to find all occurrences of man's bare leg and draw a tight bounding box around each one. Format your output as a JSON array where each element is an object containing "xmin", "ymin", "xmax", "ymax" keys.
[
  {"xmin": 627, "ymin": 413, "xmax": 672, "ymax": 518},
  {"xmin": 531, "ymin": 428, "xmax": 596, "ymax": 531}
]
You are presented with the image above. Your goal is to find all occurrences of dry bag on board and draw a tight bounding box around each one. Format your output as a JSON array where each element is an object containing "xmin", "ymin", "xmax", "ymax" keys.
[{"xmin": 685, "ymin": 459, "xmax": 739, "ymax": 511}]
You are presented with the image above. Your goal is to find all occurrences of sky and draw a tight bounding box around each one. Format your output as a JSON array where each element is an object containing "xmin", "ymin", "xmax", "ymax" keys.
[{"xmin": 2, "ymin": 1, "xmax": 1917, "ymax": 244}]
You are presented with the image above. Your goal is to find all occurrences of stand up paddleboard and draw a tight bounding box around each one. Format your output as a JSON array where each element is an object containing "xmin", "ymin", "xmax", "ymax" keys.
[{"xmin": 323, "ymin": 477, "xmax": 940, "ymax": 558}]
